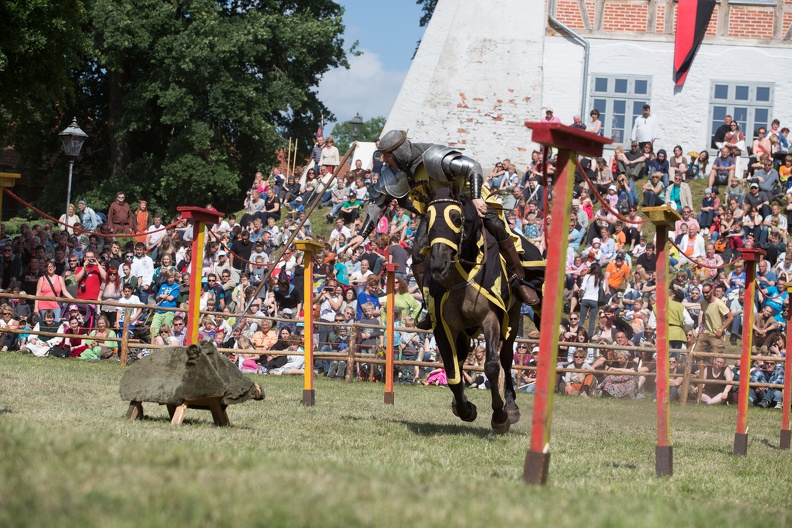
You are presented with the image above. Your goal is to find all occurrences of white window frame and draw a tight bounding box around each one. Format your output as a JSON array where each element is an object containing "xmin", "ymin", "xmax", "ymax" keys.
[
  {"xmin": 589, "ymin": 74, "xmax": 652, "ymax": 147},
  {"xmin": 709, "ymin": 81, "xmax": 774, "ymax": 145}
]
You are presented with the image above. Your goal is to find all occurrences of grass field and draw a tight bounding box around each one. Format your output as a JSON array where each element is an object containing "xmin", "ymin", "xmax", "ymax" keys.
[{"xmin": 2, "ymin": 354, "xmax": 791, "ymax": 528}]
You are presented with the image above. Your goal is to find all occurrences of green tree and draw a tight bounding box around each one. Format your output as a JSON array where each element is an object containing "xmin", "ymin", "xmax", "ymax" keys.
[
  {"xmin": 330, "ymin": 116, "xmax": 386, "ymax": 154},
  {"xmin": 6, "ymin": 0, "xmax": 352, "ymax": 218},
  {"xmin": 0, "ymin": 0, "xmax": 88, "ymax": 139},
  {"xmin": 416, "ymin": 0, "xmax": 438, "ymax": 27}
]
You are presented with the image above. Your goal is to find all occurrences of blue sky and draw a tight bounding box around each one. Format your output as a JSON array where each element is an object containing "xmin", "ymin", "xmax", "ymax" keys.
[{"xmin": 316, "ymin": 1, "xmax": 427, "ymax": 135}]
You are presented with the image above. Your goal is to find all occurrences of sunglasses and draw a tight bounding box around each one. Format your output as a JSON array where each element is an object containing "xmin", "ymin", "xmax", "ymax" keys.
[{"xmin": 573, "ymin": 355, "xmax": 586, "ymax": 359}]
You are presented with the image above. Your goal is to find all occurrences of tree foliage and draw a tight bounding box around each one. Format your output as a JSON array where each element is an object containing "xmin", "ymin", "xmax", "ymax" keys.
[
  {"xmin": 416, "ymin": 0, "xmax": 438, "ymax": 27},
  {"xmin": 2, "ymin": 0, "xmax": 350, "ymax": 218},
  {"xmin": 330, "ymin": 116, "xmax": 386, "ymax": 154},
  {"xmin": 0, "ymin": 0, "xmax": 88, "ymax": 139}
]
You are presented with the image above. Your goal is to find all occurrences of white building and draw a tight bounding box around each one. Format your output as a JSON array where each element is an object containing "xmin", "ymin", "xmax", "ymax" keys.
[{"xmin": 385, "ymin": 0, "xmax": 792, "ymax": 168}]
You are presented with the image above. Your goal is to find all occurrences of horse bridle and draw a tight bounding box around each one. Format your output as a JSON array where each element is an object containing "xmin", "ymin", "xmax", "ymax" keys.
[{"xmin": 427, "ymin": 198, "xmax": 486, "ymax": 268}]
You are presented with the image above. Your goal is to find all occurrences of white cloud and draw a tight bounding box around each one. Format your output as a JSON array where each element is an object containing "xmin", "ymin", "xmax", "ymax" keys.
[{"xmin": 316, "ymin": 48, "xmax": 407, "ymax": 135}]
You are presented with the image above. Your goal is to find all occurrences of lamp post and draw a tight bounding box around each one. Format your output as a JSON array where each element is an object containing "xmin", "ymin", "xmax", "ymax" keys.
[
  {"xmin": 58, "ymin": 117, "xmax": 88, "ymax": 228},
  {"xmin": 347, "ymin": 113, "xmax": 364, "ymax": 140}
]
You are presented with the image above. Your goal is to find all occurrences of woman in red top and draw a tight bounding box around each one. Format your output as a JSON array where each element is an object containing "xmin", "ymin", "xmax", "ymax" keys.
[{"xmin": 35, "ymin": 259, "xmax": 74, "ymax": 320}]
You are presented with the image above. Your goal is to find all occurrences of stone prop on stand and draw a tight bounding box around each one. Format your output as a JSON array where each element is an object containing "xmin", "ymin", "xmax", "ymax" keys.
[{"xmin": 120, "ymin": 341, "xmax": 264, "ymax": 426}]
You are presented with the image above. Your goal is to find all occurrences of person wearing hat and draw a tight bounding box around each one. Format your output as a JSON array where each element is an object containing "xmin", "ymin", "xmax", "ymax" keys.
[
  {"xmin": 744, "ymin": 180, "xmax": 771, "ymax": 220},
  {"xmin": 541, "ymin": 107, "xmax": 561, "ymax": 124},
  {"xmin": 345, "ymin": 130, "xmax": 542, "ymax": 310},
  {"xmin": 77, "ymin": 200, "xmax": 100, "ymax": 233},
  {"xmin": 339, "ymin": 189, "xmax": 362, "ymax": 224}
]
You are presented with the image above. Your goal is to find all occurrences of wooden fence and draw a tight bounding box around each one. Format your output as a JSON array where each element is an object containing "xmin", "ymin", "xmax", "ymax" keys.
[{"xmin": 2, "ymin": 292, "xmax": 784, "ymax": 398}]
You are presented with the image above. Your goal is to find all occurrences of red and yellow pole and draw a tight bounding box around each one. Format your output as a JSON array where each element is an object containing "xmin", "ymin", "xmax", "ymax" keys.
[
  {"xmin": 384, "ymin": 263, "xmax": 399, "ymax": 405},
  {"xmin": 734, "ymin": 247, "xmax": 765, "ymax": 455},
  {"xmin": 522, "ymin": 123, "xmax": 610, "ymax": 485},
  {"xmin": 644, "ymin": 206, "xmax": 681, "ymax": 476},
  {"xmin": 780, "ymin": 284, "xmax": 792, "ymax": 449},
  {"xmin": 296, "ymin": 240, "xmax": 324, "ymax": 406},
  {"xmin": 176, "ymin": 207, "xmax": 224, "ymax": 346}
]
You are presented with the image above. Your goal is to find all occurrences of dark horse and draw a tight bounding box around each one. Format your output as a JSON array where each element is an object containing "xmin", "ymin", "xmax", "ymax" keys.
[{"xmin": 425, "ymin": 186, "xmax": 542, "ymax": 434}]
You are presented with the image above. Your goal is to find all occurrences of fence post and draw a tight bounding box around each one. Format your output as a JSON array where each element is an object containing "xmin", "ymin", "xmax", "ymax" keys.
[
  {"xmin": 522, "ymin": 122, "xmax": 610, "ymax": 486},
  {"xmin": 120, "ymin": 307, "xmax": 131, "ymax": 366},
  {"xmin": 781, "ymin": 284, "xmax": 792, "ymax": 449},
  {"xmin": 345, "ymin": 324, "xmax": 359, "ymax": 384},
  {"xmin": 295, "ymin": 240, "xmax": 323, "ymax": 407},
  {"xmin": 644, "ymin": 205, "xmax": 680, "ymax": 477},
  {"xmin": 680, "ymin": 347, "xmax": 694, "ymax": 407},
  {"xmin": 734, "ymin": 247, "xmax": 765, "ymax": 456},
  {"xmin": 384, "ymin": 263, "xmax": 399, "ymax": 405}
]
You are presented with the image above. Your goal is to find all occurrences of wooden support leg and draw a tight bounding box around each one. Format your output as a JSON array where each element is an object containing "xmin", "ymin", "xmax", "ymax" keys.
[
  {"xmin": 207, "ymin": 398, "xmax": 230, "ymax": 427},
  {"xmin": 171, "ymin": 403, "xmax": 188, "ymax": 425},
  {"xmin": 127, "ymin": 401, "xmax": 144, "ymax": 420}
]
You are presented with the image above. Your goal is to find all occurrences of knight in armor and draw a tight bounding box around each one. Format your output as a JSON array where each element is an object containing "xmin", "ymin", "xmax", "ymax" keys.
[{"xmin": 345, "ymin": 130, "xmax": 540, "ymax": 311}]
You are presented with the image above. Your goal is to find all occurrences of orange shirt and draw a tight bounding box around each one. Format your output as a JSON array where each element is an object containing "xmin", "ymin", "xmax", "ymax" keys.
[{"xmin": 606, "ymin": 261, "xmax": 630, "ymax": 290}]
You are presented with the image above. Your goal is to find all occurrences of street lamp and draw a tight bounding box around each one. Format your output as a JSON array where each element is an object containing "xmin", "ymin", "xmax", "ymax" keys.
[
  {"xmin": 347, "ymin": 112, "xmax": 364, "ymax": 140},
  {"xmin": 59, "ymin": 117, "xmax": 88, "ymax": 229}
]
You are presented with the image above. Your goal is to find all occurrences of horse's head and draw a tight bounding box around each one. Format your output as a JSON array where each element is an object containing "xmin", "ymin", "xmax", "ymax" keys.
[{"xmin": 426, "ymin": 187, "xmax": 464, "ymax": 284}]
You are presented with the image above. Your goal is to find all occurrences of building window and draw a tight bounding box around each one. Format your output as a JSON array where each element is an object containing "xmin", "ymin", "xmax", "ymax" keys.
[
  {"xmin": 709, "ymin": 82, "xmax": 773, "ymax": 145},
  {"xmin": 589, "ymin": 75, "xmax": 651, "ymax": 146}
]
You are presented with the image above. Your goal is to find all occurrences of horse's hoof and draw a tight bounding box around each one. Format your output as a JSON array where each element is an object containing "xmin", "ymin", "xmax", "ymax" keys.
[
  {"xmin": 491, "ymin": 415, "xmax": 511, "ymax": 434},
  {"xmin": 452, "ymin": 402, "xmax": 477, "ymax": 422},
  {"xmin": 506, "ymin": 406, "xmax": 521, "ymax": 424}
]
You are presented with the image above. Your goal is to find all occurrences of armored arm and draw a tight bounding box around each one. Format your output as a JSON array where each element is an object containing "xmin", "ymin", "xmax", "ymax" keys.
[
  {"xmin": 424, "ymin": 147, "xmax": 485, "ymax": 199},
  {"xmin": 358, "ymin": 202, "xmax": 388, "ymax": 239}
]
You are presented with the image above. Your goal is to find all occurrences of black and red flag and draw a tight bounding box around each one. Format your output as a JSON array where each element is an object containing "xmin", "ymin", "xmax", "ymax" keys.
[{"xmin": 673, "ymin": 0, "xmax": 717, "ymax": 86}]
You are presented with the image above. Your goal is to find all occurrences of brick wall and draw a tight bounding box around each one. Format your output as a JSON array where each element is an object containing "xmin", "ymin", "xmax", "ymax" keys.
[
  {"xmin": 555, "ymin": 0, "xmax": 586, "ymax": 28},
  {"xmin": 728, "ymin": 7, "xmax": 775, "ymax": 38},
  {"xmin": 656, "ymin": 3, "xmax": 665, "ymax": 33},
  {"xmin": 602, "ymin": 2, "xmax": 649, "ymax": 31},
  {"xmin": 550, "ymin": 0, "xmax": 783, "ymax": 40}
]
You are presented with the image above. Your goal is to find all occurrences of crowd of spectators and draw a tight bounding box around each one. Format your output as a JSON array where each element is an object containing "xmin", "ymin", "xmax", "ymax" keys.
[{"xmin": 1, "ymin": 115, "xmax": 789, "ymax": 405}]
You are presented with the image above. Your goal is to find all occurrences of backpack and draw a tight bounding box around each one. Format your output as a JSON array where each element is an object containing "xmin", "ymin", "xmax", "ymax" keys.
[
  {"xmin": 96, "ymin": 211, "xmax": 107, "ymax": 226},
  {"xmin": 617, "ymin": 195, "xmax": 630, "ymax": 216}
]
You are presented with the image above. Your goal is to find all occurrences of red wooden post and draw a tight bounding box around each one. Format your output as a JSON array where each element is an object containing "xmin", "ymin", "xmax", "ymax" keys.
[
  {"xmin": 384, "ymin": 263, "xmax": 399, "ymax": 405},
  {"xmin": 734, "ymin": 247, "xmax": 765, "ymax": 455},
  {"xmin": 523, "ymin": 123, "xmax": 611, "ymax": 485},
  {"xmin": 781, "ymin": 284, "xmax": 792, "ymax": 449},
  {"xmin": 176, "ymin": 207, "xmax": 224, "ymax": 345},
  {"xmin": 644, "ymin": 206, "xmax": 681, "ymax": 477},
  {"xmin": 296, "ymin": 240, "xmax": 323, "ymax": 406}
]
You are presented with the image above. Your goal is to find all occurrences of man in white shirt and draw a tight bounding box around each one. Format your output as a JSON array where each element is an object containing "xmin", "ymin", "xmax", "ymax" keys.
[
  {"xmin": 145, "ymin": 214, "xmax": 166, "ymax": 257},
  {"xmin": 631, "ymin": 104, "xmax": 659, "ymax": 149},
  {"xmin": 131, "ymin": 242, "xmax": 155, "ymax": 304},
  {"xmin": 329, "ymin": 218, "xmax": 352, "ymax": 244}
]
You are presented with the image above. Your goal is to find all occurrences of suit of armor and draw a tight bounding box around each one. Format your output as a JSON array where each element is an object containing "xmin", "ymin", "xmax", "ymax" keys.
[{"xmin": 358, "ymin": 130, "xmax": 539, "ymax": 309}]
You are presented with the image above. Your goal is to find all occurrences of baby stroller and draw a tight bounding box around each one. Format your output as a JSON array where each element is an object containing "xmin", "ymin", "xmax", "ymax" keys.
[{"xmin": 63, "ymin": 303, "xmax": 97, "ymax": 334}]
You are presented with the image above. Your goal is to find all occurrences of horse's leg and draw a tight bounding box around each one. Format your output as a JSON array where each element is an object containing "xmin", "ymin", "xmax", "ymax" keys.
[
  {"xmin": 436, "ymin": 328, "xmax": 477, "ymax": 422},
  {"xmin": 483, "ymin": 311, "xmax": 509, "ymax": 434},
  {"xmin": 450, "ymin": 332, "xmax": 477, "ymax": 422},
  {"xmin": 502, "ymin": 303, "xmax": 522, "ymax": 424}
]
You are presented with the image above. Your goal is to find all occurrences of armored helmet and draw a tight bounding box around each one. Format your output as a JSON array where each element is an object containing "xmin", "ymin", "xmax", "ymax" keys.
[{"xmin": 379, "ymin": 130, "xmax": 412, "ymax": 170}]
